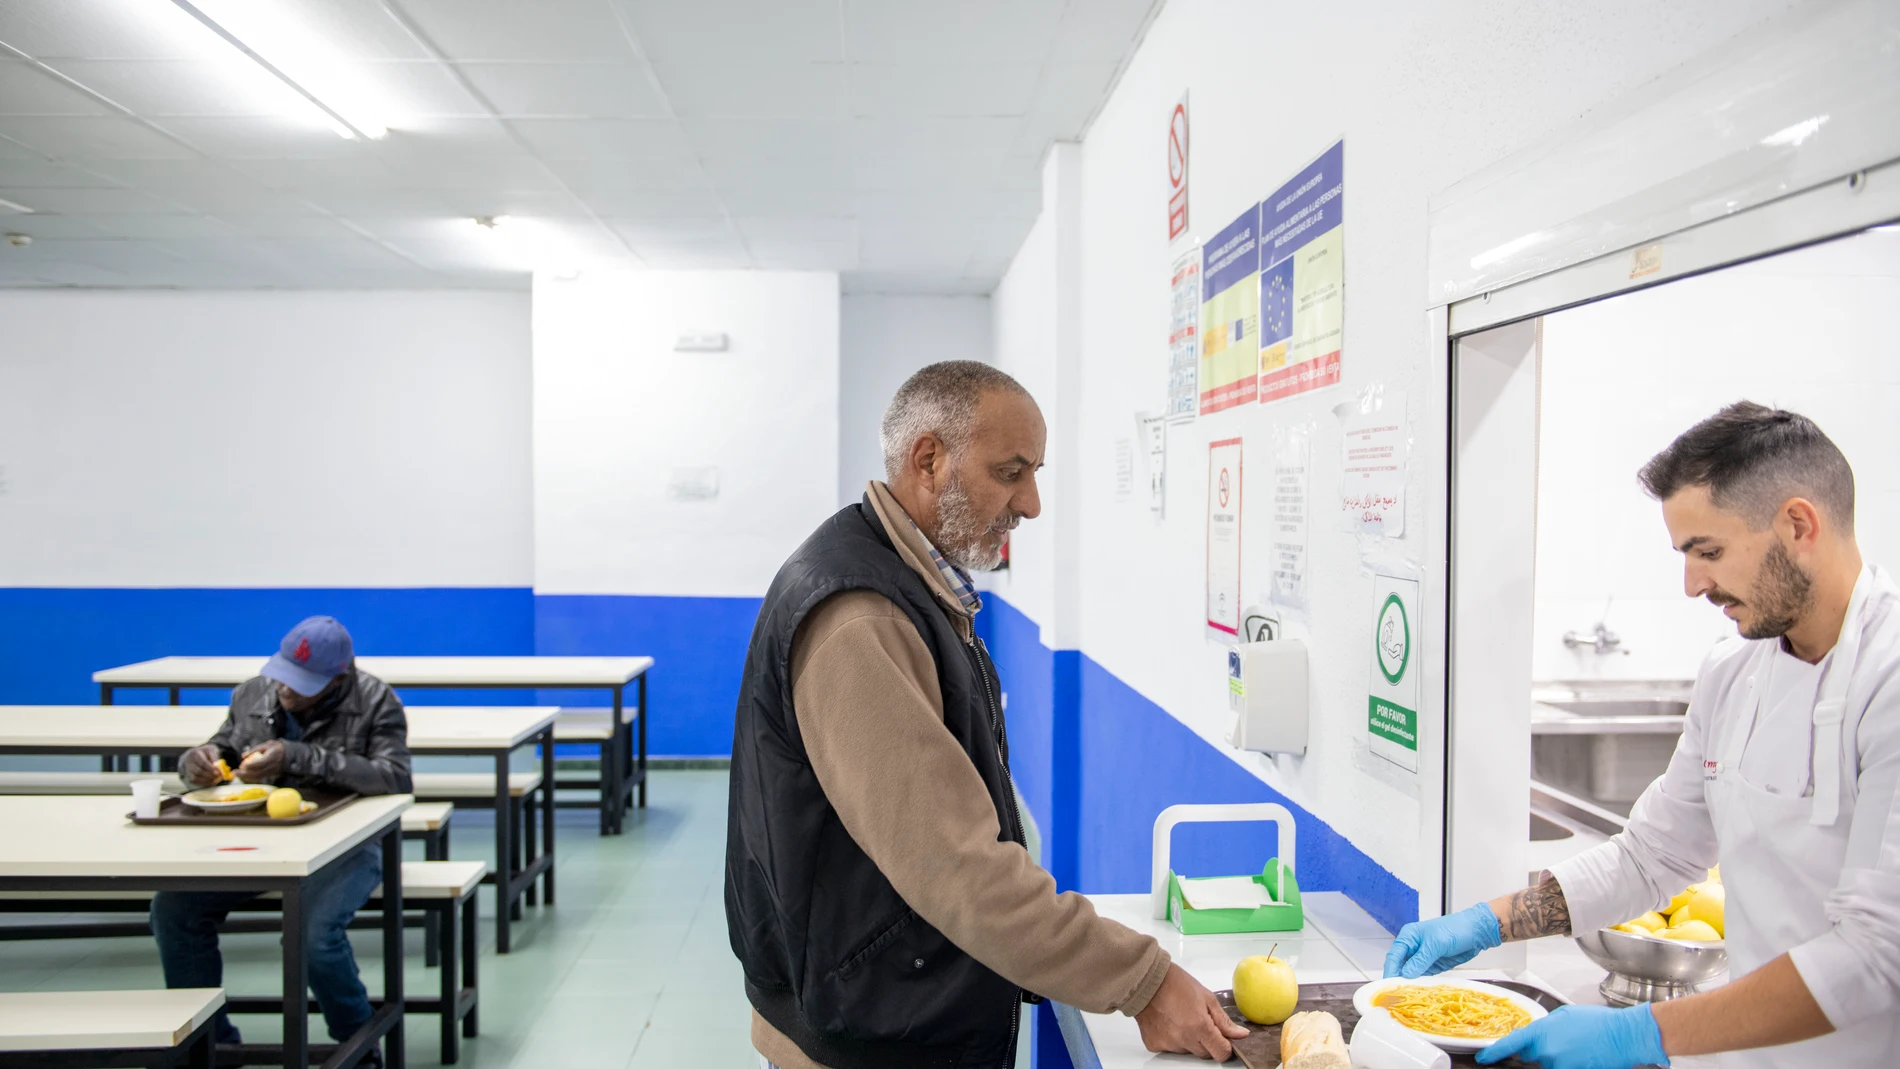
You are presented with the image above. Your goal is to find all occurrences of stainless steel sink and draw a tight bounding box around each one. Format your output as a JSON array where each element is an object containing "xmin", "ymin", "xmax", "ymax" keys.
[{"xmin": 1532, "ymin": 682, "xmax": 1692, "ymax": 803}]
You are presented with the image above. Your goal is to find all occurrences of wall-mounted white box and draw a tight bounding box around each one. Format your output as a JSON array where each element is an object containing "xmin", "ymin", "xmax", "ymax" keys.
[{"xmin": 1227, "ymin": 639, "xmax": 1308, "ymax": 756}]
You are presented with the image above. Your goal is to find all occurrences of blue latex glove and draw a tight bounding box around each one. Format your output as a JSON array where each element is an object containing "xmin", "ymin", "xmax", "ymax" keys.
[
  {"xmin": 1476, "ymin": 1003, "xmax": 1669, "ymax": 1068},
  {"xmin": 1383, "ymin": 902, "xmax": 1502, "ymax": 978}
]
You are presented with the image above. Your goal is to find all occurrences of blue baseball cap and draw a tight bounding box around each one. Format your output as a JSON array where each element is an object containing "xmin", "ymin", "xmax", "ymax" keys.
[{"xmin": 261, "ymin": 616, "xmax": 354, "ymax": 697}]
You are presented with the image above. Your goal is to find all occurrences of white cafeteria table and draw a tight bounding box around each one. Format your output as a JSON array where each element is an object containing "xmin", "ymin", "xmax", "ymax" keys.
[
  {"xmin": 0, "ymin": 705, "xmax": 559, "ymax": 954},
  {"xmin": 0, "ymin": 793, "xmax": 411, "ymax": 1069},
  {"xmin": 92, "ymin": 655, "xmax": 654, "ymax": 834}
]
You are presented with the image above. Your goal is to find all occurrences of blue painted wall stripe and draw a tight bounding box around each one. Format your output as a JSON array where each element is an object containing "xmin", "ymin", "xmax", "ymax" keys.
[{"xmin": 978, "ymin": 594, "xmax": 1417, "ymax": 937}]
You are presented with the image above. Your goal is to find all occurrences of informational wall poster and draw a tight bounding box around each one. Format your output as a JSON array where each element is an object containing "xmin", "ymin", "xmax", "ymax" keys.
[
  {"xmin": 1340, "ymin": 391, "xmax": 1406, "ymax": 536},
  {"xmin": 1270, "ymin": 424, "xmax": 1310, "ymax": 611},
  {"xmin": 1206, "ymin": 437, "xmax": 1243, "ymax": 635},
  {"xmin": 1199, "ymin": 206, "xmax": 1261, "ymax": 414},
  {"xmin": 1140, "ymin": 413, "xmax": 1168, "ymax": 517},
  {"xmin": 1167, "ymin": 248, "xmax": 1201, "ymax": 420},
  {"xmin": 1258, "ymin": 140, "xmax": 1345, "ymax": 404},
  {"xmin": 1368, "ymin": 573, "xmax": 1421, "ymax": 772}
]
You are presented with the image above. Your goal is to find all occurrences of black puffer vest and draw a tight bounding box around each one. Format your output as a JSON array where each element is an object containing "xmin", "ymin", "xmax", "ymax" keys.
[{"xmin": 725, "ymin": 498, "xmax": 1027, "ymax": 1069}]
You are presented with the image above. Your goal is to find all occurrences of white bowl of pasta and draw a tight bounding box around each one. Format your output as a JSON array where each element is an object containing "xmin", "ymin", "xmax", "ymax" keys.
[{"xmin": 1351, "ymin": 977, "xmax": 1547, "ymax": 1053}]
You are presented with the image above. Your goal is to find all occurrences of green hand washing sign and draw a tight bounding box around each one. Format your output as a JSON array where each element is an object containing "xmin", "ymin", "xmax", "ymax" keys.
[{"xmin": 1368, "ymin": 574, "xmax": 1421, "ymax": 773}]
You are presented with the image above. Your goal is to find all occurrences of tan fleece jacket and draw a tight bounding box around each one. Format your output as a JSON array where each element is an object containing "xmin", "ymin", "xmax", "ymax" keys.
[{"xmin": 752, "ymin": 481, "xmax": 1169, "ymax": 1069}]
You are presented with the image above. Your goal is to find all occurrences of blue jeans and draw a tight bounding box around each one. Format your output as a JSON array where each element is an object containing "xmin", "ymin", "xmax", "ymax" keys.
[{"xmin": 151, "ymin": 841, "xmax": 383, "ymax": 1046}]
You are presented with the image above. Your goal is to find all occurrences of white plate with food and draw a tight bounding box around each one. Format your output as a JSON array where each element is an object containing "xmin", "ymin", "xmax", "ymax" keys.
[
  {"xmin": 1352, "ymin": 976, "xmax": 1546, "ymax": 1053},
  {"xmin": 180, "ymin": 783, "xmax": 275, "ymax": 812}
]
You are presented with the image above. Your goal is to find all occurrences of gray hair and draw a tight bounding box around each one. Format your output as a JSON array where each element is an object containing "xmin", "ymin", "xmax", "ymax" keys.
[
  {"xmin": 880, "ymin": 361, "xmax": 1030, "ymax": 479},
  {"xmin": 1638, "ymin": 401, "xmax": 1855, "ymax": 531}
]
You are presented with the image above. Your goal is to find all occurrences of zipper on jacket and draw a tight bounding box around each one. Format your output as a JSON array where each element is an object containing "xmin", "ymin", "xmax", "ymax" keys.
[{"xmin": 971, "ymin": 634, "xmax": 1024, "ymax": 1067}]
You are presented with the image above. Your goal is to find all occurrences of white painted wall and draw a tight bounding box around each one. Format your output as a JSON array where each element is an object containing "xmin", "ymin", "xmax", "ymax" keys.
[
  {"xmin": 838, "ymin": 294, "xmax": 992, "ymax": 506},
  {"xmin": 531, "ymin": 270, "xmax": 841, "ymax": 597},
  {"xmin": 992, "ymin": 0, "xmax": 1801, "ymax": 902},
  {"xmin": 0, "ymin": 290, "xmax": 533, "ymax": 587},
  {"xmin": 1534, "ymin": 230, "xmax": 1900, "ymax": 683}
]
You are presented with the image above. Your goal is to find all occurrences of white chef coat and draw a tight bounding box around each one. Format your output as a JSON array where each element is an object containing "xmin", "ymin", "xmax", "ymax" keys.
[{"xmin": 1549, "ymin": 565, "xmax": 1900, "ymax": 1068}]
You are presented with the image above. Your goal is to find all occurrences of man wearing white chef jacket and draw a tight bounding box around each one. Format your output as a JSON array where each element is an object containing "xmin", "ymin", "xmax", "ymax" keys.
[{"xmin": 1385, "ymin": 402, "xmax": 1900, "ymax": 1069}]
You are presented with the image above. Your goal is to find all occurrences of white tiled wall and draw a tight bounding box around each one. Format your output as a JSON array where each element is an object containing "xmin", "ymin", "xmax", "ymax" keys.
[{"xmin": 1533, "ymin": 229, "xmax": 1900, "ymax": 683}]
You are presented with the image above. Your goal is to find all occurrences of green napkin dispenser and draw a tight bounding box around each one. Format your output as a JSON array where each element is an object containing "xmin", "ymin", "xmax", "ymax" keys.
[{"xmin": 1151, "ymin": 803, "xmax": 1304, "ymax": 935}]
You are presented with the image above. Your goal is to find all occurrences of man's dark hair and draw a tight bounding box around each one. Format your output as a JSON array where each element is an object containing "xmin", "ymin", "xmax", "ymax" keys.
[{"xmin": 1637, "ymin": 401, "xmax": 1855, "ymax": 532}]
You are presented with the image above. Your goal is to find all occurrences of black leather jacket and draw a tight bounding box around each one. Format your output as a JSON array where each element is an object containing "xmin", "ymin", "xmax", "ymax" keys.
[{"xmin": 196, "ymin": 668, "xmax": 412, "ymax": 795}]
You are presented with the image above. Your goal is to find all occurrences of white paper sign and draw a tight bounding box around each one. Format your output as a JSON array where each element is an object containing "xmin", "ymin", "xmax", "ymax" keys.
[
  {"xmin": 1167, "ymin": 248, "xmax": 1201, "ymax": 420},
  {"xmin": 1206, "ymin": 438, "xmax": 1243, "ymax": 636},
  {"xmin": 1368, "ymin": 573, "xmax": 1422, "ymax": 772},
  {"xmin": 1114, "ymin": 437, "xmax": 1134, "ymax": 499},
  {"xmin": 1340, "ymin": 393, "xmax": 1406, "ymax": 535},
  {"xmin": 1271, "ymin": 425, "xmax": 1310, "ymax": 610},
  {"xmin": 1140, "ymin": 414, "xmax": 1168, "ymax": 516}
]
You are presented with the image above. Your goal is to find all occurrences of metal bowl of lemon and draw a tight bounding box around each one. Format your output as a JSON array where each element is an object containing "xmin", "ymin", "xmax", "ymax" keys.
[
  {"xmin": 1576, "ymin": 879, "xmax": 1728, "ymax": 1005},
  {"xmin": 181, "ymin": 783, "xmax": 273, "ymax": 812}
]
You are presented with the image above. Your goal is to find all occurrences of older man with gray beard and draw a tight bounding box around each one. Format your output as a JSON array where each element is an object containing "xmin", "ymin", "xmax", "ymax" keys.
[{"xmin": 726, "ymin": 362, "xmax": 1249, "ymax": 1068}]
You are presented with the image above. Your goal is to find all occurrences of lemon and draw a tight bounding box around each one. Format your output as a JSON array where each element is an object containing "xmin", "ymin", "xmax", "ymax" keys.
[
  {"xmin": 1627, "ymin": 911, "xmax": 1667, "ymax": 933},
  {"xmin": 1665, "ymin": 885, "xmax": 1697, "ymax": 914},
  {"xmin": 1611, "ymin": 922, "xmax": 1651, "ymax": 935},
  {"xmin": 266, "ymin": 787, "xmax": 304, "ymax": 820},
  {"xmin": 1707, "ymin": 864, "xmax": 1721, "ymax": 884},
  {"xmin": 1662, "ymin": 919, "xmax": 1721, "ymax": 942},
  {"xmin": 1232, "ymin": 955, "xmax": 1298, "ymax": 1025},
  {"xmin": 1678, "ymin": 883, "xmax": 1725, "ymax": 937}
]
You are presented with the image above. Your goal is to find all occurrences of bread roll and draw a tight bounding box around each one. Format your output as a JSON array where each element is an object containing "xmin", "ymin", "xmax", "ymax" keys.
[{"xmin": 1280, "ymin": 1010, "xmax": 1350, "ymax": 1069}]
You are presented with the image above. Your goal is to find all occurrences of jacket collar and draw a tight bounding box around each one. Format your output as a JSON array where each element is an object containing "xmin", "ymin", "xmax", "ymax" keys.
[{"xmin": 866, "ymin": 480, "xmax": 979, "ymax": 635}]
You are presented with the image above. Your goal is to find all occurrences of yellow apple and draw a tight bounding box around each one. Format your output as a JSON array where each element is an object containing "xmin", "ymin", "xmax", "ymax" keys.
[
  {"xmin": 1233, "ymin": 954, "xmax": 1298, "ymax": 1025},
  {"xmin": 266, "ymin": 787, "xmax": 304, "ymax": 820},
  {"xmin": 1662, "ymin": 919, "xmax": 1721, "ymax": 942}
]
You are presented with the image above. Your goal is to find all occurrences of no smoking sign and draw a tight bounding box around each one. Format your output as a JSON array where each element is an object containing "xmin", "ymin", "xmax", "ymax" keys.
[{"xmin": 1167, "ymin": 93, "xmax": 1189, "ymax": 241}]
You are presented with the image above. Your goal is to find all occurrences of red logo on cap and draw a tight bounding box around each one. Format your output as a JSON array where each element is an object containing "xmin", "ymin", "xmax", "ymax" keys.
[{"xmin": 293, "ymin": 637, "xmax": 312, "ymax": 663}]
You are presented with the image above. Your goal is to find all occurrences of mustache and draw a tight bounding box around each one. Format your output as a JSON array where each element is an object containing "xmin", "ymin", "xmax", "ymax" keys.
[
  {"xmin": 1706, "ymin": 590, "xmax": 1742, "ymax": 608},
  {"xmin": 990, "ymin": 513, "xmax": 1023, "ymax": 533}
]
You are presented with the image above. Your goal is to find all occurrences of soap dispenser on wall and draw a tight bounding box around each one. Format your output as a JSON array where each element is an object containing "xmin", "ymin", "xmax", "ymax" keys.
[{"xmin": 1227, "ymin": 634, "xmax": 1309, "ymax": 756}]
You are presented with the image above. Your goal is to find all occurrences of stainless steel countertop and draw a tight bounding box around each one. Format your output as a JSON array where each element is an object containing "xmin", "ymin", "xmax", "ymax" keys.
[{"xmin": 1531, "ymin": 679, "xmax": 1692, "ymax": 735}]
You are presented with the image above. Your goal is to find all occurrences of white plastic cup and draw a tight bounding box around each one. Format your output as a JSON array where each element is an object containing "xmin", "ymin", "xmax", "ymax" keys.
[
  {"xmin": 1349, "ymin": 1012, "xmax": 1451, "ymax": 1069},
  {"xmin": 130, "ymin": 778, "xmax": 164, "ymax": 820}
]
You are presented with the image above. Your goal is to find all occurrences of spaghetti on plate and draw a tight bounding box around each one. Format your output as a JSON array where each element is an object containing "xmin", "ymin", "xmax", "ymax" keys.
[{"xmin": 1372, "ymin": 984, "xmax": 1531, "ymax": 1040}]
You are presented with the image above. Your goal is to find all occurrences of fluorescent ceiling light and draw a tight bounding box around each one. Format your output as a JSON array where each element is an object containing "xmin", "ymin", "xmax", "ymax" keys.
[
  {"xmin": 0, "ymin": 197, "xmax": 34, "ymax": 214},
  {"xmin": 169, "ymin": 0, "xmax": 393, "ymax": 140},
  {"xmin": 468, "ymin": 216, "xmax": 583, "ymax": 277}
]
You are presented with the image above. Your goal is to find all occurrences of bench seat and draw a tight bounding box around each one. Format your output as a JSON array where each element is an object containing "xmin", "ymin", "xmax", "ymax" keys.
[
  {"xmin": 401, "ymin": 801, "xmax": 454, "ymax": 832},
  {"xmin": 0, "ymin": 771, "xmax": 187, "ymax": 795},
  {"xmin": 0, "ymin": 988, "xmax": 223, "ymax": 1052},
  {"xmin": 411, "ymin": 771, "xmax": 542, "ymax": 798}
]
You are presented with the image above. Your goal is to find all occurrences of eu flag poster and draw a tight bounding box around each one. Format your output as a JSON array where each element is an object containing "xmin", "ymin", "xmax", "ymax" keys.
[
  {"xmin": 1198, "ymin": 204, "xmax": 1261, "ymax": 414},
  {"xmin": 1258, "ymin": 140, "xmax": 1344, "ymax": 404}
]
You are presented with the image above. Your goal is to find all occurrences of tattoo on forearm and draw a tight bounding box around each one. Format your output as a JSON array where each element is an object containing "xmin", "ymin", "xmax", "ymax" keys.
[{"xmin": 1499, "ymin": 874, "xmax": 1571, "ymax": 941}]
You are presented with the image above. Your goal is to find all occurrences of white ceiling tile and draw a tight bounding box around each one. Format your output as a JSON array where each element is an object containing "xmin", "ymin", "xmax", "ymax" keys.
[
  {"xmin": 358, "ymin": 62, "xmax": 488, "ymax": 119},
  {"xmin": 844, "ymin": 268, "xmax": 992, "ymax": 295},
  {"xmin": 733, "ymin": 217, "xmax": 857, "ymax": 244},
  {"xmin": 77, "ymin": 158, "xmax": 270, "ymax": 191},
  {"xmin": 631, "ymin": 245, "xmax": 754, "ymax": 270},
  {"xmin": 0, "ymin": 116, "xmax": 197, "ymax": 159},
  {"xmin": 965, "ymin": 217, "xmax": 1037, "ymax": 261},
  {"xmin": 275, "ymin": 0, "xmax": 436, "ymax": 60},
  {"xmin": 508, "ymin": 118, "xmax": 695, "ymax": 162},
  {"xmin": 565, "ymin": 187, "xmax": 726, "ymax": 217},
  {"xmin": 42, "ymin": 59, "xmax": 304, "ymax": 118},
  {"xmin": 211, "ymin": 213, "xmax": 365, "ymax": 239},
  {"xmin": 0, "ymin": 214, "xmax": 113, "ymax": 239},
  {"xmin": 146, "ymin": 186, "xmax": 325, "ymax": 215},
  {"xmin": 435, "ymin": 188, "xmax": 597, "ymax": 217},
  {"xmin": 622, "ymin": 0, "xmax": 844, "ymax": 65},
  {"xmin": 150, "ymin": 117, "xmax": 376, "ymax": 158},
  {"xmin": 651, "ymin": 60, "xmax": 847, "ymax": 120},
  {"xmin": 83, "ymin": 213, "xmax": 239, "ymax": 238},
  {"xmin": 0, "ymin": 136, "xmax": 42, "ymax": 160},
  {"xmin": 0, "ymin": 0, "xmax": 224, "ymax": 61},
  {"xmin": 378, "ymin": 152, "xmax": 564, "ymax": 191},
  {"xmin": 1044, "ymin": 0, "xmax": 1160, "ymax": 66},
  {"xmin": 850, "ymin": 117, "xmax": 1014, "ymax": 191},
  {"xmin": 847, "ymin": 64, "xmax": 1041, "ymax": 118},
  {"xmin": 224, "ymin": 157, "xmax": 414, "ymax": 190},
  {"xmin": 1015, "ymin": 61, "xmax": 1120, "ymax": 144},
  {"xmin": 0, "ymin": 158, "xmax": 122, "ymax": 187},
  {"xmin": 0, "ymin": 186, "xmax": 179, "ymax": 213},
  {"xmin": 380, "ymin": 117, "xmax": 522, "ymax": 155},
  {"xmin": 606, "ymin": 217, "xmax": 734, "ymax": 244},
  {"xmin": 0, "ymin": 60, "xmax": 115, "ymax": 115},
  {"xmin": 747, "ymin": 241, "xmax": 858, "ymax": 271},
  {"xmin": 856, "ymin": 220, "xmax": 975, "ymax": 269},
  {"xmin": 393, "ymin": 0, "xmax": 636, "ymax": 62},
  {"xmin": 455, "ymin": 63, "xmax": 668, "ymax": 118},
  {"xmin": 716, "ymin": 186, "xmax": 852, "ymax": 217},
  {"xmin": 843, "ymin": 0, "xmax": 1067, "ymax": 64},
  {"xmin": 302, "ymin": 187, "xmax": 460, "ymax": 215}
]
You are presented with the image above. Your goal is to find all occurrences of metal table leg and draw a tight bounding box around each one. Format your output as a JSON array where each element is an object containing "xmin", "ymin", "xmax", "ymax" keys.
[
  {"xmin": 636, "ymin": 673, "xmax": 648, "ymax": 810},
  {"xmin": 606, "ymin": 686, "xmax": 624, "ymax": 835},
  {"xmin": 381, "ymin": 824, "xmax": 406, "ymax": 1069},
  {"xmin": 281, "ymin": 877, "xmax": 309, "ymax": 1069},
  {"xmin": 492, "ymin": 752, "xmax": 512, "ymax": 954},
  {"xmin": 540, "ymin": 726, "xmax": 556, "ymax": 904}
]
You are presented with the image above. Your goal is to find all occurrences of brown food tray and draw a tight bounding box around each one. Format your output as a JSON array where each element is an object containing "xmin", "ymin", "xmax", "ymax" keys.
[
  {"xmin": 130, "ymin": 789, "xmax": 359, "ymax": 827},
  {"xmin": 1218, "ymin": 980, "xmax": 1566, "ymax": 1069}
]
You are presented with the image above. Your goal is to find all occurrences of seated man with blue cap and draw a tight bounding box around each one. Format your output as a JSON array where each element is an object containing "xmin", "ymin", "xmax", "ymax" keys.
[{"xmin": 155, "ymin": 615, "xmax": 411, "ymax": 1065}]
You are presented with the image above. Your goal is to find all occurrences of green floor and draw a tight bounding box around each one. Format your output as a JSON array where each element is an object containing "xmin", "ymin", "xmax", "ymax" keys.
[{"xmin": 0, "ymin": 770, "xmax": 760, "ymax": 1068}]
